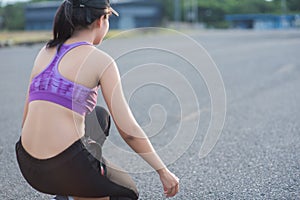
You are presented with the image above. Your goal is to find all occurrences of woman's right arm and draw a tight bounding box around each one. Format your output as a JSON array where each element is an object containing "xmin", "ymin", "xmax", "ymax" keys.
[{"xmin": 99, "ymin": 55, "xmax": 179, "ymax": 197}]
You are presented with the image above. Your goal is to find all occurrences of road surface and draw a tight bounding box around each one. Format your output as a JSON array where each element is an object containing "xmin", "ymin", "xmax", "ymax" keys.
[{"xmin": 1, "ymin": 29, "xmax": 299, "ymax": 199}]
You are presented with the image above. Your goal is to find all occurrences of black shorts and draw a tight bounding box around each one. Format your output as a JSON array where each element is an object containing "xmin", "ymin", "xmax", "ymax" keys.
[{"xmin": 15, "ymin": 106, "xmax": 139, "ymax": 199}]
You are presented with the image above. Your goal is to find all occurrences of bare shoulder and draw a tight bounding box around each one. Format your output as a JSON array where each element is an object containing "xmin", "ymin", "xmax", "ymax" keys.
[
  {"xmin": 35, "ymin": 45, "xmax": 47, "ymax": 59},
  {"xmin": 87, "ymin": 46, "xmax": 117, "ymax": 72},
  {"xmin": 37, "ymin": 45, "xmax": 54, "ymax": 56},
  {"xmin": 30, "ymin": 45, "xmax": 55, "ymax": 77},
  {"xmin": 34, "ymin": 45, "xmax": 55, "ymax": 63},
  {"xmin": 89, "ymin": 47, "xmax": 115, "ymax": 65}
]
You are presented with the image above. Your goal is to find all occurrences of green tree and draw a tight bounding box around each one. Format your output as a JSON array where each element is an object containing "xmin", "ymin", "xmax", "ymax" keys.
[
  {"xmin": 156, "ymin": 0, "xmax": 300, "ymax": 27},
  {"xmin": 287, "ymin": 0, "xmax": 300, "ymax": 12},
  {"xmin": 2, "ymin": 2, "xmax": 25, "ymax": 30},
  {"xmin": 0, "ymin": 0, "xmax": 52, "ymax": 30}
]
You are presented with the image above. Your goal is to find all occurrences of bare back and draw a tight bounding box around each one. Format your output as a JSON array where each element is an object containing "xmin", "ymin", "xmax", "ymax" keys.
[{"xmin": 21, "ymin": 43, "xmax": 106, "ymax": 159}]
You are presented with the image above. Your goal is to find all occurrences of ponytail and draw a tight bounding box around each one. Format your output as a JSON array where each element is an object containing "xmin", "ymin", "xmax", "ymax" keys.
[
  {"xmin": 47, "ymin": 0, "xmax": 110, "ymax": 51},
  {"xmin": 47, "ymin": 1, "xmax": 74, "ymax": 51}
]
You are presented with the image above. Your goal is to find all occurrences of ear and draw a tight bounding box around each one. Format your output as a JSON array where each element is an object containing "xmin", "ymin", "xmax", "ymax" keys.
[
  {"xmin": 96, "ymin": 15, "xmax": 106, "ymax": 27},
  {"xmin": 100, "ymin": 15, "xmax": 107, "ymax": 22},
  {"xmin": 95, "ymin": 18, "xmax": 102, "ymax": 28}
]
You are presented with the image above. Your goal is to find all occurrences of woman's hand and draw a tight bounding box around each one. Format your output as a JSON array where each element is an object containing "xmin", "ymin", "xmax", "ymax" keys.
[{"xmin": 158, "ymin": 168, "xmax": 180, "ymax": 198}]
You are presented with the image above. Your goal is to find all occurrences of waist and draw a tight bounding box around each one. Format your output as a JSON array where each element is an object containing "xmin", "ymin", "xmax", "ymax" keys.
[
  {"xmin": 16, "ymin": 136, "xmax": 86, "ymax": 168},
  {"xmin": 21, "ymin": 101, "xmax": 87, "ymax": 159},
  {"xmin": 24, "ymin": 101, "xmax": 85, "ymax": 134}
]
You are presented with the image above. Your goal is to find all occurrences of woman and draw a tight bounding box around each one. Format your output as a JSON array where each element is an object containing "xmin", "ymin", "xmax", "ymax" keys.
[{"xmin": 15, "ymin": 0, "xmax": 179, "ymax": 199}]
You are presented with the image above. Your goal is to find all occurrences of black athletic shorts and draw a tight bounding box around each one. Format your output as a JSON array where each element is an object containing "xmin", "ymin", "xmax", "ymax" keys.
[{"xmin": 15, "ymin": 106, "xmax": 139, "ymax": 199}]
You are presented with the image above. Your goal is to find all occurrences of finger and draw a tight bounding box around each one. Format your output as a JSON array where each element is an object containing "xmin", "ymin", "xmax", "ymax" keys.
[
  {"xmin": 171, "ymin": 182, "xmax": 180, "ymax": 197},
  {"xmin": 174, "ymin": 183, "xmax": 179, "ymax": 194},
  {"xmin": 164, "ymin": 187, "xmax": 172, "ymax": 195},
  {"xmin": 163, "ymin": 185, "xmax": 170, "ymax": 193},
  {"xmin": 168, "ymin": 188, "xmax": 176, "ymax": 197},
  {"xmin": 167, "ymin": 186, "xmax": 177, "ymax": 197},
  {"xmin": 164, "ymin": 187, "xmax": 173, "ymax": 197},
  {"xmin": 163, "ymin": 185, "xmax": 168, "ymax": 193}
]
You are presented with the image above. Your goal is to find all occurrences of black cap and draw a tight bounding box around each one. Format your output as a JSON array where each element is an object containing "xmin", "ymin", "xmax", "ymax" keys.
[{"xmin": 74, "ymin": 0, "xmax": 119, "ymax": 16}]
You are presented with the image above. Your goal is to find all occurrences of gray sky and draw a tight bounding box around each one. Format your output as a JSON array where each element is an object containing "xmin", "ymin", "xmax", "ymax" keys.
[{"xmin": 1, "ymin": 0, "xmax": 29, "ymax": 6}]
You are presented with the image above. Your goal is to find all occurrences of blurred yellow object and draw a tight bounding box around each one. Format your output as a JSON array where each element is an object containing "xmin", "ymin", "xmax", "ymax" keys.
[{"xmin": 0, "ymin": 30, "xmax": 121, "ymax": 47}]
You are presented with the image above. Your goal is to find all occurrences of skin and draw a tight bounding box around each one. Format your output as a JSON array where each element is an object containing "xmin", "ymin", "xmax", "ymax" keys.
[{"xmin": 21, "ymin": 14, "xmax": 179, "ymax": 200}]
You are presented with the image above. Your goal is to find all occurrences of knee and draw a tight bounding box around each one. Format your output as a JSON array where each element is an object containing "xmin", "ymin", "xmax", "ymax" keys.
[{"xmin": 94, "ymin": 106, "xmax": 111, "ymax": 137}]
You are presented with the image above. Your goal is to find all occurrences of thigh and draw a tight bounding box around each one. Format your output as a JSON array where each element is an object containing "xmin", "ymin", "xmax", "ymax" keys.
[
  {"xmin": 102, "ymin": 157, "xmax": 139, "ymax": 197},
  {"xmin": 67, "ymin": 151, "xmax": 139, "ymax": 199},
  {"xmin": 16, "ymin": 139, "xmax": 138, "ymax": 199}
]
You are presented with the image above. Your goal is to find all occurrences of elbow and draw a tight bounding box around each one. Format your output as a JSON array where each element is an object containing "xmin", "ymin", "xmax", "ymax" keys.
[
  {"xmin": 117, "ymin": 124, "xmax": 143, "ymax": 141},
  {"xmin": 122, "ymin": 134, "xmax": 135, "ymax": 141}
]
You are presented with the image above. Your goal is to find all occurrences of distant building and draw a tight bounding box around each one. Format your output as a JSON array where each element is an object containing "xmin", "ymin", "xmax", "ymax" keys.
[
  {"xmin": 109, "ymin": 0, "xmax": 163, "ymax": 29},
  {"xmin": 25, "ymin": 1, "xmax": 59, "ymax": 30},
  {"xmin": 225, "ymin": 14, "xmax": 300, "ymax": 30},
  {"xmin": 25, "ymin": 0, "xmax": 163, "ymax": 30}
]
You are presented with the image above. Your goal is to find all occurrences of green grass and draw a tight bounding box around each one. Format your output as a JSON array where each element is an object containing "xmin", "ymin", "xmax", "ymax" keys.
[{"xmin": 0, "ymin": 30, "xmax": 122, "ymax": 46}]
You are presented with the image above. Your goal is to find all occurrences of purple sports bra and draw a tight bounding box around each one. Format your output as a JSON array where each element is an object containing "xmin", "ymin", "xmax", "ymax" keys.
[{"xmin": 28, "ymin": 42, "xmax": 99, "ymax": 116}]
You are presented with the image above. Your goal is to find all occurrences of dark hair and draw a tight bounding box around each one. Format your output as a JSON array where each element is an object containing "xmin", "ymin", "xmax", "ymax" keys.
[{"xmin": 47, "ymin": 0, "xmax": 108, "ymax": 50}]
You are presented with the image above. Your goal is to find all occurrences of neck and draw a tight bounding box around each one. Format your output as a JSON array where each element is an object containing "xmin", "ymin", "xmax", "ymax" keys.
[{"xmin": 67, "ymin": 29, "xmax": 95, "ymax": 45}]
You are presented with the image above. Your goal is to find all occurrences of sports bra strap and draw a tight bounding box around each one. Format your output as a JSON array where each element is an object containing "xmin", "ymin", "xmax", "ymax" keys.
[
  {"xmin": 28, "ymin": 41, "xmax": 97, "ymax": 116},
  {"xmin": 57, "ymin": 42, "xmax": 91, "ymax": 58},
  {"xmin": 52, "ymin": 41, "xmax": 92, "ymax": 73}
]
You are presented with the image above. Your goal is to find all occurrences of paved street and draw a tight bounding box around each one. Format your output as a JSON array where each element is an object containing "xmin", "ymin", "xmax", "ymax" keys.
[{"xmin": 1, "ymin": 29, "xmax": 300, "ymax": 199}]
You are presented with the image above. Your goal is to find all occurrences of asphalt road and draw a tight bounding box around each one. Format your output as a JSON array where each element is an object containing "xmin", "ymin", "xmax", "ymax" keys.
[{"xmin": 1, "ymin": 29, "xmax": 300, "ymax": 199}]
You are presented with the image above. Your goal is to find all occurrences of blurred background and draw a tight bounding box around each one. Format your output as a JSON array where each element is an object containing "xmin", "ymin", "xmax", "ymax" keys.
[
  {"xmin": 0, "ymin": 0, "xmax": 300, "ymax": 46},
  {"xmin": 1, "ymin": 0, "xmax": 300, "ymax": 29},
  {"xmin": 1, "ymin": 1, "xmax": 300, "ymax": 199}
]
